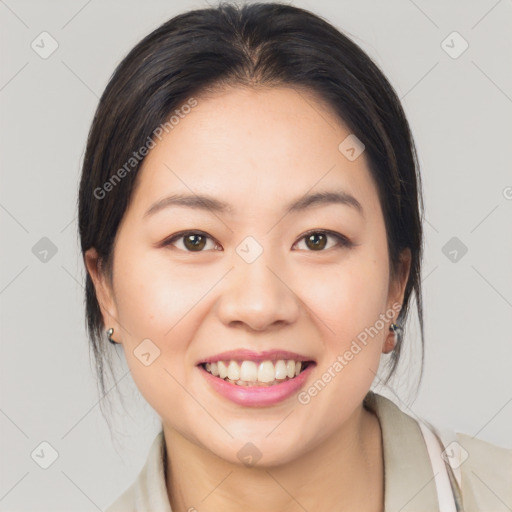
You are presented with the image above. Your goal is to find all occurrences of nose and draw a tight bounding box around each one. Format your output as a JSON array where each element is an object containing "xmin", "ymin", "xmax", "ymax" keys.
[{"xmin": 216, "ymin": 251, "xmax": 300, "ymax": 332}]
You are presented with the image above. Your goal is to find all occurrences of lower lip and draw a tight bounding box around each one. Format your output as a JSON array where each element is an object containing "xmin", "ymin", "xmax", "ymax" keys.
[{"xmin": 198, "ymin": 363, "xmax": 315, "ymax": 407}]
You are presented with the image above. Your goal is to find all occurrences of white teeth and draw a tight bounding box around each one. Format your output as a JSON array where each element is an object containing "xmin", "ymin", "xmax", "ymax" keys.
[
  {"xmin": 274, "ymin": 360, "xmax": 288, "ymax": 380},
  {"xmin": 218, "ymin": 360, "xmax": 228, "ymax": 379},
  {"xmin": 203, "ymin": 358, "xmax": 308, "ymax": 384},
  {"xmin": 286, "ymin": 360, "xmax": 296, "ymax": 378},
  {"xmin": 227, "ymin": 361, "xmax": 240, "ymax": 380},
  {"xmin": 258, "ymin": 360, "xmax": 276, "ymax": 383},
  {"xmin": 240, "ymin": 360, "xmax": 258, "ymax": 381}
]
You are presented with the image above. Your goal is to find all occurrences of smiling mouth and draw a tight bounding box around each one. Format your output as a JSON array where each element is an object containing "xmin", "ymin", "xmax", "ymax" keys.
[{"xmin": 199, "ymin": 359, "xmax": 315, "ymax": 387}]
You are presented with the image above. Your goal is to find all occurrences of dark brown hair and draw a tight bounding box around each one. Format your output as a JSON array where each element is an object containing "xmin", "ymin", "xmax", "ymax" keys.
[{"xmin": 78, "ymin": 1, "xmax": 425, "ymax": 418}]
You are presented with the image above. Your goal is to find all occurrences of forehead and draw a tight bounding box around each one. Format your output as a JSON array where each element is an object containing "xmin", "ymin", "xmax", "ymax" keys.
[{"xmin": 129, "ymin": 86, "xmax": 378, "ymax": 219}]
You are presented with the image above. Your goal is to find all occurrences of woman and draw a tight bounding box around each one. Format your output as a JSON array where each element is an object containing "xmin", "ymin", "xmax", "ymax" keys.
[{"xmin": 78, "ymin": 3, "xmax": 511, "ymax": 511}]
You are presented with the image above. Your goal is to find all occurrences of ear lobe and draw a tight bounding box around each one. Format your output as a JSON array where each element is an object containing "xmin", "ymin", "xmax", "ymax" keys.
[
  {"xmin": 383, "ymin": 248, "xmax": 411, "ymax": 355},
  {"xmin": 382, "ymin": 331, "xmax": 397, "ymax": 354},
  {"xmin": 84, "ymin": 247, "xmax": 118, "ymax": 331}
]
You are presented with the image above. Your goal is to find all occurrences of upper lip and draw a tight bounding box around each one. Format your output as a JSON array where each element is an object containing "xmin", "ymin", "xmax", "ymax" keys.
[{"xmin": 197, "ymin": 349, "xmax": 315, "ymax": 365}]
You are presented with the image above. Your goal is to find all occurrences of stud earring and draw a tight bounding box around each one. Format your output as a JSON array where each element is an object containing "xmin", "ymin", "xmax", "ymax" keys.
[
  {"xmin": 387, "ymin": 322, "xmax": 401, "ymax": 351},
  {"xmin": 107, "ymin": 327, "xmax": 118, "ymax": 344}
]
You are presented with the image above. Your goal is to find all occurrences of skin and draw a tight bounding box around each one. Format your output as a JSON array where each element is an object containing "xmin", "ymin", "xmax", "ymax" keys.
[{"xmin": 86, "ymin": 85, "xmax": 411, "ymax": 512}]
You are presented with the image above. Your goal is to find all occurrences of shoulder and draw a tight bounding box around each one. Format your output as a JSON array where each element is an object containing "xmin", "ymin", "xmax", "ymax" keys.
[
  {"xmin": 367, "ymin": 392, "xmax": 512, "ymax": 510},
  {"xmin": 454, "ymin": 431, "xmax": 512, "ymax": 511}
]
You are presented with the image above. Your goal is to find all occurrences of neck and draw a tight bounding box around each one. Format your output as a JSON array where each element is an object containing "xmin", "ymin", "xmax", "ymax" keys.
[{"xmin": 164, "ymin": 403, "xmax": 384, "ymax": 512}]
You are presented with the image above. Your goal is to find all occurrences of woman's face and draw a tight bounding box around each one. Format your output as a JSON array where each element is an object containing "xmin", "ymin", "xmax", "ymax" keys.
[{"xmin": 87, "ymin": 86, "xmax": 410, "ymax": 466}]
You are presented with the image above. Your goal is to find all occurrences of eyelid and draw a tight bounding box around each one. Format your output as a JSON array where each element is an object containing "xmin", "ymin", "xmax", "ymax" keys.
[
  {"xmin": 161, "ymin": 229, "xmax": 353, "ymax": 252},
  {"xmin": 161, "ymin": 230, "xmax": 221, "ymax": 250},
  {"xmin": 293, "ymin": 229, "xmax": 353, "ymax": 250}
]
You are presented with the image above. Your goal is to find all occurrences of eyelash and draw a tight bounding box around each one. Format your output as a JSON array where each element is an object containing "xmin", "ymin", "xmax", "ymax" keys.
[{"xmin": 161, "ymin": 229, "xmax": 353, "ymax": 253}]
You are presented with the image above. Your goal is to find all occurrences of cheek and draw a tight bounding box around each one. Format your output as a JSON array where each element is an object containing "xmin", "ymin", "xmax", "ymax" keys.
[
  {"xmin": 302, "ymin": 250, "xmax": 390, "ymax": 407},
  {"xmin": 109, "ymin": 246, "xmax": 186, "ymax": 390},
  {"xmin": 304, "ymin": 252, "xmax": 390, "ymax": 341},
  {"xmin": 111, "ymin": 241, "xmax": 229, "ymax": 395},
  {"xmin": 113, "ymin": 244, "xmax": 202, "ymax": 338}
]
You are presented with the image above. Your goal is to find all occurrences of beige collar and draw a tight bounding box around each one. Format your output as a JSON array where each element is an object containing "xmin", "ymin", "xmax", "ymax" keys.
[{"xmin": 364, "ymin": 391, "xmax": 441, "ymax": 512}]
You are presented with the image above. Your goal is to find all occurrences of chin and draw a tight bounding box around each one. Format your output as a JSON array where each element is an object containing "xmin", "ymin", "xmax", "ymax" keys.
[{"xmin": 202, "ymin": 433, "xmax": 307, "ymax": 469}]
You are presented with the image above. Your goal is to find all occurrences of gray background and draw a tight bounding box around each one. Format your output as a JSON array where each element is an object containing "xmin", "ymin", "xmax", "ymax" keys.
[{"xmin": 1, "ymin": 0, "xmax": 511, "ymax": 510}]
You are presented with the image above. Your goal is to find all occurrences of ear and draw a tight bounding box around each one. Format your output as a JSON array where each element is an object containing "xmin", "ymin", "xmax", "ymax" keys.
[
  {"xmin": 84, "ymin": 247, "xmax": 121, "ymax": 342},
  {"xmin": 382, "ymin": 247, "xmax": 411, "ymax": 354}
]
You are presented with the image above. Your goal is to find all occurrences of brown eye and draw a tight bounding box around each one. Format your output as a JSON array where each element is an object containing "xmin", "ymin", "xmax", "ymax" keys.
[
  {"xmin": 183, "ymin": 233, "xmax": 207, "ymax": 251},
  {"xmin": 163, "ymin": 231, "xmax": 219, "ymax": 252},
  {"xmin": 295, "ymin": 230, "xmax": 351, "ymax": 252},
  {"xmin": 305, "ymin": 232, "xmax": 327, "ymax": 250}
]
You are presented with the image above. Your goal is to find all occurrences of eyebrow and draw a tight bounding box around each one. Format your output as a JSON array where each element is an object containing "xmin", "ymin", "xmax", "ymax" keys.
[{"xmin": 144, "ymin": 189, "xmax": 364, "ymax": 218}]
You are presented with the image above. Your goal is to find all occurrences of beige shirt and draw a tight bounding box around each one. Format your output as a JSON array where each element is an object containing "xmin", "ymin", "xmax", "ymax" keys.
[{"xmin": 106, "ymin": 392, "xmax": 512, "ymax": 511}]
